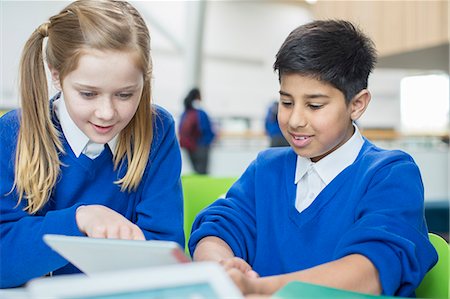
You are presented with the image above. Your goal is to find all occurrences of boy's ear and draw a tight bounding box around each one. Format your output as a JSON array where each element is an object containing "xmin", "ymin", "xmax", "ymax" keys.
[
  {"xmin": 349, "ymin": 89, "xmax": 371, "ymax": 121},
  {"xmin": 48, "ymin": 65, "xmax": 62, "ymax": 91}
]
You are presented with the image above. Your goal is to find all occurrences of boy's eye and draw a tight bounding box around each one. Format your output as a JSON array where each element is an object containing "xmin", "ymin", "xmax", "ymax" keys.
[
  {"xmin": 79, "ymin": 91, "xmax": 96, "ymax": 98},
  {"xmin": 309, "ymin": 104, "xmax": 323, "ymax": 110},
  {"xmin": 280, "ymin": 100, "xmax": 292, "ymax": 107},
  {"xmin": 116, "ymin": 93, "xmax": 133, "ymax": 100}
]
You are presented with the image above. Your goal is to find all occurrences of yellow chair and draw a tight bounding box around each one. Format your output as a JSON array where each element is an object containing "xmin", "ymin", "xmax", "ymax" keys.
[
  {"xmin": 415, "ymin": 233, "xmax": 449, "ymax": 299},
  {"xmin": 182, "ymin": 174, "xmax": 237, "ymax": 254}
]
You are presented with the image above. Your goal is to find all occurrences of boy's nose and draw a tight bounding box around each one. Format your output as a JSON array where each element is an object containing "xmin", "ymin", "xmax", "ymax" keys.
[{"xmin": 288, "ymin": 108, "xmax": 307, "ymax": 128}]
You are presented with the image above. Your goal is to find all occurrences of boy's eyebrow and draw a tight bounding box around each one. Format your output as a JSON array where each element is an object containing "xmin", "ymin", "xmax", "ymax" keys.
[
  {"xmin": 279, "ymin": 90, "xmax": 292, "ymax": 97},
  {"xmin": 279, "ymin": 90, "xmax": 329, "ymax": 99},
  {"xmin": 304, "ymin": 93, "xmax": 329, "ymax": 99}
]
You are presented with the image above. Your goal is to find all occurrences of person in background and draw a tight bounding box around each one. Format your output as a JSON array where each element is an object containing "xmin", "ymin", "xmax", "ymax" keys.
[
  {"xmin": 178, "ymin": 87, "xmax": 215, "ymax": 174},
  {"xmin": 0, "ymin": 0, "xmax": 184, "ymax": 288},
  {"xmin": 189, "ymin": 20, "xmax": 437, "ymax": 297},
  {"xmin": 264, "ymin": 101, "xmax": 289, "ymax": 147}
]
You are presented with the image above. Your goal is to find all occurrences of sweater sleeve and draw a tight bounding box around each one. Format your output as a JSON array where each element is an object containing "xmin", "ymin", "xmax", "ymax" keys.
[
  {"xmin": 333, "ymin": 154, "xmax": 438, "ymax": 296},
  {"xmin": 134, "ymin": 106, "xmax": 185, "ymax": 248},
  {"xmin": 0, "ymin": 111, "xmax": 85, "ymax": 288},
  {"xmin": 188, "ymin": 159, "xmax": 257, "ymax": 262}
]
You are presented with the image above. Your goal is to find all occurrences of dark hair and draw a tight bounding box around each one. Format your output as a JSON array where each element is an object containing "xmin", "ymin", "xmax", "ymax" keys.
[
  {"xmin": 184, "ymin": 87, "xmax": 201, "ymax": 110},
  {"xmin": 273, "ymin": 20, "xmax": 377, "ymax": 102}
]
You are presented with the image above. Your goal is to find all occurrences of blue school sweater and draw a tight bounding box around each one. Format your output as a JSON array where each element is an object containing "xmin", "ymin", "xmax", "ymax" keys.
[
  {"xmin": 189, "ymin": 142, "xmax": 437, "ymax": 297},
  {"xmin": 0, "ymin": 106, "xmax": 184, "ymax": 288}
]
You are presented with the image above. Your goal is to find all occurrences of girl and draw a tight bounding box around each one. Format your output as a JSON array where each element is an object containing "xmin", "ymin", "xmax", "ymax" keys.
[{"xmin": 0, "ymin": 0, "xmax": 184, "ymax": 288}]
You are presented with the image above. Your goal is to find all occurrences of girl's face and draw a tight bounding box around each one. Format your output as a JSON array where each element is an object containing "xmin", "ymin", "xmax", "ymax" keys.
[
  {"xmin": 278, "ymin": 73, "xmax": 369, "ymax": 162},
  {"xmin": 52, "ymin": 49, "xmax": 144, "ymax": 144}
]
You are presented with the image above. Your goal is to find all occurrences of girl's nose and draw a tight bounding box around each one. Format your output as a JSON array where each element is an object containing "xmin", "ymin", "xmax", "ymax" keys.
[{"xmin": 95, "ymin": 97, "xmax": 115, "ymax": 120}]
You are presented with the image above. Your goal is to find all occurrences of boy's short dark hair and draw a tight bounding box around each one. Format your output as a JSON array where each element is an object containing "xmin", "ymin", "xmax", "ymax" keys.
[{"xmin": 273, "ymin": 20, "xmax": 377, "ymax": 102}]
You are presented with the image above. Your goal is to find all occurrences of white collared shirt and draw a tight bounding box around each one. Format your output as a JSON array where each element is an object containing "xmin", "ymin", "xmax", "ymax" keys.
[
  {"xmin": 294, "ymin": 124, "xmax": 364, "ymax": 213},
  {"xmin": 53, "ymin": 94, "xmax": 118, "ymax": 159}
]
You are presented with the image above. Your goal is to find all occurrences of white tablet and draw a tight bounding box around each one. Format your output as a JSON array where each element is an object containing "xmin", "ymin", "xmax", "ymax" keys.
[
  {"xmin": 43, "ymin": 234, "xmax": 190, "ymax": 275},
  {"xmin": 27, "ymin": 262, "xmax": 243, "ymax": 299}
]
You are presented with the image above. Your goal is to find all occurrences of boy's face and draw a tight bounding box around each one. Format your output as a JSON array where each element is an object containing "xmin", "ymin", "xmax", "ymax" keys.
[
  {"xmin": 278, "ymin": 73, "xmax": 363, "ymax": 162},
  {"xmin": 51, "ymin": 49, "xmax": 144, "ymax": 144}
]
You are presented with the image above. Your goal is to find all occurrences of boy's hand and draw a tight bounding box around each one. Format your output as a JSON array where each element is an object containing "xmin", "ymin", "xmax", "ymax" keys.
[
  {"xmin": 76, "ymin": 205, "xmax": 145, "ymax": 240},
  {"xmin": 228, "ymin": 267, "xmax": 260, "ymax": 295},
  {"xmin": 220, "ymin": 257, "xmax": 259, "ymax": 278},
  {"xmin": 219, "ymin": 257, "xmax": 260, "ymax": 294}
]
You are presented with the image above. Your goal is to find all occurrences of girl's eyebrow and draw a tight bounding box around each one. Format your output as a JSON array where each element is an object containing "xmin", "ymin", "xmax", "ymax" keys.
[
  {"xmin": 73, "ymin": 83, "xmax": 140, "ymax": 90},
  {"xmin": 73, "ymin": 83, "xmax": 98, "ymax": 90}
]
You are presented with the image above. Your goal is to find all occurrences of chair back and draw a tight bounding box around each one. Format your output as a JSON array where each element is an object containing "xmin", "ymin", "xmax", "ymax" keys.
[
  {"xmin": 182, "ymin": 175, "xmax": 237, "ymax": 252},
  {"xmin": 415, "ymin": 233, "xmax": 449, "ymax": 298}
]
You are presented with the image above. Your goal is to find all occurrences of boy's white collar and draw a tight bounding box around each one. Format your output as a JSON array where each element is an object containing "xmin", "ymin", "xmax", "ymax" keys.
[{"xmin": 295, "ymin": 124, "xmax": 364, "ymax": 185}]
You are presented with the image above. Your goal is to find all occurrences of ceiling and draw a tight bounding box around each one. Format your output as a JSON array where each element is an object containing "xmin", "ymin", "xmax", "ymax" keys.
[{"xmin": 377, "ymin": 43, "xmax": 450, "ymax": 73}]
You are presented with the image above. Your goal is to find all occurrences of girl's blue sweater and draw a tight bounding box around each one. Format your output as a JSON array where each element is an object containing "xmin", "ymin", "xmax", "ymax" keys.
[{"xmin": 0, "ymin": 105, "xmax": 184, "ymax": 288}]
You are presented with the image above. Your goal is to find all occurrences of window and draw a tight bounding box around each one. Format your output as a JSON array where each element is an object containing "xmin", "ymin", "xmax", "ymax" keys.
[{"xmin": 400, "ymin": 74, "xmax": 449, "ymax": 134}]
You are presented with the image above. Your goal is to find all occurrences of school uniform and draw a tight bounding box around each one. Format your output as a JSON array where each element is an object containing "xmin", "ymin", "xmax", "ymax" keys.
[
  {"xmin": 189, "ymin": 126, "xmax": 437, "ymax": 297},
  {"xmin": 0, "ymin": 94, "xmax": 184, "ymax": 288}
]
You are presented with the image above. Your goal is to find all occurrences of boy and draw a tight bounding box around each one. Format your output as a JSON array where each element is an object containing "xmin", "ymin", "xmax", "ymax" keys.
[{"xmin": 188, "ymin": 20, "xmax": 437, "ymax": 297}]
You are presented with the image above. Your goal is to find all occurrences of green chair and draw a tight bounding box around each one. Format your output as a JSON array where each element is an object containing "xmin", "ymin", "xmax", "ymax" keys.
[
  {"xmin": 182, "ymin": 174, "xmax": 237, "ymax": 254},
  {"xmin": 415, "ymin": 233, "xmax": 449, "ymax": 299}
]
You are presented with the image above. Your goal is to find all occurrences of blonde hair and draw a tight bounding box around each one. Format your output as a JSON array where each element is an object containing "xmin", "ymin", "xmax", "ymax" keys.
[{"xmin": 15, "ymin": 0, "xmax": 153, "ymax": 214}]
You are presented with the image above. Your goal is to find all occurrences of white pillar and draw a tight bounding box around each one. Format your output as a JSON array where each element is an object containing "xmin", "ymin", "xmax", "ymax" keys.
[{"xmin": 184, "ymin": 1, "xmax": 206, "ymax": 93}]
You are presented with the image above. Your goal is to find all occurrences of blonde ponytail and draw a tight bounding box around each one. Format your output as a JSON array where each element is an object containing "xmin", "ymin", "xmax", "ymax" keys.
[
  {"xmin": 37, "ymin": 22, "xmax": 50, "ymax": 37},
  {"xmin": 14, "ymin": 24, "xmax": 63, "ymax": 214}
]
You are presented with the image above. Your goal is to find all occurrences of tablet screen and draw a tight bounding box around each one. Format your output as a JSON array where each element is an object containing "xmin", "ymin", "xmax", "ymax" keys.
[
  {"xmin": 27, "ymin": 262, "xmax": 243, "ymax": 299},
  {"xmin": 43, "ymin": 234, "xmax": 190, "ymax": 275}
]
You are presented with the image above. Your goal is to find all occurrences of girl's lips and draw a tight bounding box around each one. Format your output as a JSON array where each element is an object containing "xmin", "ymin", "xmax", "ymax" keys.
[{"xmin": 92, "ymin": 123, "xmax": 114, "ymax": 134}]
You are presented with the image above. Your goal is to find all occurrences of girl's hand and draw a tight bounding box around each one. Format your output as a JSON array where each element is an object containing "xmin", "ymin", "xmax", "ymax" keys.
[{"xmin": 75, "ymin": 205, "xmax": 145, "ymax": 240}]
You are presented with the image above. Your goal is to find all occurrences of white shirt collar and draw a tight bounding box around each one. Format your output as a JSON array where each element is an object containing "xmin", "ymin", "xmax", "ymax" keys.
[
  {"xmin": 53, "ymin": 93, "xmax": 118, "ymax": 158},
  {"xmin": 294, "ymin": 124, "xmax": 364, "ymax": 185}
]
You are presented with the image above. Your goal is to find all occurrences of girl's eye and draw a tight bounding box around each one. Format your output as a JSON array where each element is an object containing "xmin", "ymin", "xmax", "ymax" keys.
[
  {"xmin": 117, "ymin": 93, "xmax": 133, "ymax": 100},
  {"xmin": 80, "ymin": 91, "xmax": 96, "ymax": 98}
]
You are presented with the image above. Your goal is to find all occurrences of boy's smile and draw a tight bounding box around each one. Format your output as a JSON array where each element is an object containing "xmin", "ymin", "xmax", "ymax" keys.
[{"xmin": 278, "ymin": 73, "xmax": 368, "ymax": 162}]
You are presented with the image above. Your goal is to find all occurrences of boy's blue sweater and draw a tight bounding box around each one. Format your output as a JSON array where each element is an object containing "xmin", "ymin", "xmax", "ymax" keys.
[
  {"xmin": 189, "ymin": 142, "xmax": 438, "ymax": 297},
  {"xmin": 0, "ymin": 106, "xmax": 184, "ymax": 288}
]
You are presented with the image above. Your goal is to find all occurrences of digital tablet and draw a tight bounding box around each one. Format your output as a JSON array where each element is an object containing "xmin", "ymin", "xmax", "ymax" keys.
[
  {"xmin": 43, "ymin": 234, "xmax": 190, "ymax": 275},
  {"xmin": 27, "ymin": 262, "xmax": 243, "ymax": 299}
]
